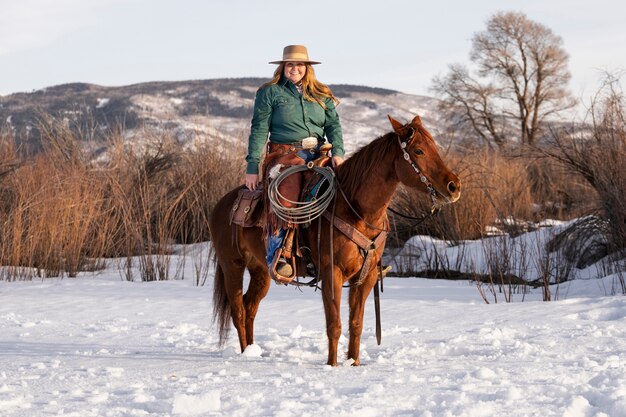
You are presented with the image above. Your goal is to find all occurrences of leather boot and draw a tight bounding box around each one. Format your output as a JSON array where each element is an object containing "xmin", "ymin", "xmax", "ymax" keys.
[{"xmin": 276, "ymin": 259, "xmax": 293, "ymax": 277}]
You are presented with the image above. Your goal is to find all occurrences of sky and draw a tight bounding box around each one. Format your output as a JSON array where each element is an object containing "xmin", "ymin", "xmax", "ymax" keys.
[{"xmin": 0, "ymin": 0, "xmax": 624, "ymax": 102}]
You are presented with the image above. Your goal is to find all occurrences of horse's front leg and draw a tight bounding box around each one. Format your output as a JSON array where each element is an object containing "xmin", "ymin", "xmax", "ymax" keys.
[
  {"xmin": 347, "ymin": 271, "xmax": 378, "ymax": 366},
  {"xmin": 322, "ymin": 266, "xmax": 344, "ymax": 366}
]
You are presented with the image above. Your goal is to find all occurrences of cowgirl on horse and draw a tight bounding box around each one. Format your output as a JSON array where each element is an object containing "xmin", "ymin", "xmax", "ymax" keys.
[{"xmin": 244, "ymin": 45, "xmax": 345, "ymax": 283}]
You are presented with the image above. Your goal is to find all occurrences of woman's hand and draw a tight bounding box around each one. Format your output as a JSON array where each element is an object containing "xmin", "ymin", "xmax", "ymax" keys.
[
  {"xmin": 332, "ymin": 156, "xmax": 344, "ymax": 167},
  {"xmin": 245, "ymin": 174, "xmax": 259, "ymax": 190}
]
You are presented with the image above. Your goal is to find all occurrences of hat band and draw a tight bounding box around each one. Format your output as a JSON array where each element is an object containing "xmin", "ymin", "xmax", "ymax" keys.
[{"xmin": 283, "ymin": 52, "xmax": 310, "ymax": 61}]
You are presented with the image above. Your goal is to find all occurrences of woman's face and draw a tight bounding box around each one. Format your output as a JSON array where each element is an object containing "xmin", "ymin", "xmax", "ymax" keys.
[{"xmin": 284, "ymin": 62, "xmax": 306, "ymax": 84}]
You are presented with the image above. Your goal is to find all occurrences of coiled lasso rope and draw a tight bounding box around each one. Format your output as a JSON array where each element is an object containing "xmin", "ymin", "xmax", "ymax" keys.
[{"xmin": 267, "ymin": 164, "xmax": 336, "ymax": 225}]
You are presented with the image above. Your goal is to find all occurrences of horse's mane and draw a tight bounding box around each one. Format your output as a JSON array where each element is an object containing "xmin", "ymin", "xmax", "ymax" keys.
[{"xmin": 336, "ymin": 131, "xmax": 397, "ymax": 201}]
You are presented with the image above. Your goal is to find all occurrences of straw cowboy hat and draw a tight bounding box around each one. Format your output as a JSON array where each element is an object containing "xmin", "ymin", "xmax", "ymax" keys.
[{"xmin": 269, "ymin": 45, "xmax": 321, "ymax": 65}]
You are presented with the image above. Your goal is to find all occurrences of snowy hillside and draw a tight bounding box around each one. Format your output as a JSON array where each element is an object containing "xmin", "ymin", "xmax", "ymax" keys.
[
  {"xmin": 335, "ymin": 89, "xmax": 443, "ymax": 154},
  {"xmin": 1, "ymin": 237, "xmax": 625, "ymax": 417},
  {"xmin": 0, "ymin": 79, "xmax": 443, "ymax": 156}
]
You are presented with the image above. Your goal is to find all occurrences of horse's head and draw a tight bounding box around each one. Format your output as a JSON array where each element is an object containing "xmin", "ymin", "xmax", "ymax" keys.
[{"xmin": 388, "ymin": 115, "xmax": 461, "ymax": 205}]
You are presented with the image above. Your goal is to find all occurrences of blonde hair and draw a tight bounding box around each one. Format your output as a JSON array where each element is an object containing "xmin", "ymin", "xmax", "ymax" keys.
[{"xmin": 262, "ymin": 63, "xmax": 339, "ymax": 109}]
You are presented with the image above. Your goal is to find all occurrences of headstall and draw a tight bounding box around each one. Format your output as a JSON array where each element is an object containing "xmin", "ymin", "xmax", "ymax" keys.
[{"xmin": 397, "ymin": 130, "xmax": 439, "ymax": 207}]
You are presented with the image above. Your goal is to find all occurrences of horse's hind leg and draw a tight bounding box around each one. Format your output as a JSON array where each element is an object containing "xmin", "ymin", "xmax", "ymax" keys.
[
  {"xmin": 221, "ymin": 262, "xmax": 248, "ymax": 352},
  {"xmin": 243, "ymin": 262, "xmax": 271, "ymax": 346}
]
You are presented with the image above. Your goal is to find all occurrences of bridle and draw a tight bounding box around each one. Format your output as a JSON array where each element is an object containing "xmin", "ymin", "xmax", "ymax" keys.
[
  {"xmin": 334, "ymin": 128, "xmax": 444, "ymax": 234},
  {"xmin": 397, "ymin": 127, "xmax": 440, "ymax": 208}
]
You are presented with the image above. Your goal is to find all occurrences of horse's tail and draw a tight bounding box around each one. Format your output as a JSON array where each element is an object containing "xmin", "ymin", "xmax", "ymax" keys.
[{"xmin": 212, "ymin": 261, "xmax": 231, "ymax": 347}]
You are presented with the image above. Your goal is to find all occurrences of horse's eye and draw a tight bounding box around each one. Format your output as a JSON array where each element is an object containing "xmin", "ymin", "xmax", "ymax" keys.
[{"xmin": 414, "ymin": 148, "xmax": 424, "ymax": 156}]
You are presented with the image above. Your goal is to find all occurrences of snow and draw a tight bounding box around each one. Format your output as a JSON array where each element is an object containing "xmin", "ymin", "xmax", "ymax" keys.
[
  {"xmin": 172, "ymin": 391, "xmax": 220, "ymax": 415},
  {"xmin": 95, "ymin": 98, "xmax": 110, "ymax": 109},
  {"xmin": 389, "ymin": 218, "xmax": 626, "ymax": 298},
  {"xmin": 0, "ymin": 241, "xmax": 625, "ymax": 416}
]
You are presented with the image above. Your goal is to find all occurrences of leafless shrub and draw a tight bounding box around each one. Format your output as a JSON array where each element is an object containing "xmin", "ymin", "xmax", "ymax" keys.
[
  {"xmin": 594, "ymin": 254, "xmax": 626, "ymax": 295},
  {"xmin": 0, "ymin": 115, "xmax": 244, "ymax": 281},
  {"xmin": 390, "ymin": 149, "xmax": 534, "ymax": 243},
  {"xmin": 540, "ymin": 73, "xmax": 626, "ymax": 265},
  {"xmin": 37, "ymin": 113, "xmax": 89, "ymax": 166},
  {"xmin": 525, "ymin": 157, "xmax": 594, "ymax": 220},
  {"xmin": 481, "ymin": 235, "xmax": 531, "ymax": 303},
  {"xmin": 533, "ymin": 233, "xmax": 577, "ymax": 301},
  {"xmin": 390, "ymin": 235, "xmax": 470, "ymax": 279},
  {"xmin": 98, "ymin": 130, "xmax": 243, "ymax": 281},
  {"xmin": 547, "ymin": 216, "xmax": 609, "ymax": 268},
  {"xmin": 0, "ymin": 121, "xmax": 108, "ymax": 280},
  {"xmin": 166, "ymin": 139, "xmax": 245, "ymax": 244}
]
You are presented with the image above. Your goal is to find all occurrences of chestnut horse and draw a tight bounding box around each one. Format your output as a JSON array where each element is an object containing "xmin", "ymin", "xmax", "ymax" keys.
[{"xmin": 210, "ymin": 115, "xmax": 461, "ymax": 366}]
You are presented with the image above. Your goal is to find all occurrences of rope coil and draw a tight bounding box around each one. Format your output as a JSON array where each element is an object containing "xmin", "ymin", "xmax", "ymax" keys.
[{"xmin": 267, "ymin": 165, "xmax": 336, "ymax": 225}]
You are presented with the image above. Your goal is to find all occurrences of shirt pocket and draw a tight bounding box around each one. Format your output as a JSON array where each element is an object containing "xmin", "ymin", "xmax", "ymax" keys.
[
  {"xmin": 273, "ymin": 96, "xmax": 293, "ymax": 108},
  {"xmin": 272, "ymin": 96, "xmax": 297, "ymax": 126}
]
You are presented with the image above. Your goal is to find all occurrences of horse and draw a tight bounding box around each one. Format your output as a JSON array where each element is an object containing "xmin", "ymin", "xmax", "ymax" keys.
[{"xmin": 210, "ymin": 115, "xmax": 461, "ymax": 366}]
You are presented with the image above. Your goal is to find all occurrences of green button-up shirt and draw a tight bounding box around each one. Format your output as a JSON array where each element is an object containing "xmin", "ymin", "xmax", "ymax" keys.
[{"xmin": 245, "ymin": 77, "xmax": 344, "ymax": 174}]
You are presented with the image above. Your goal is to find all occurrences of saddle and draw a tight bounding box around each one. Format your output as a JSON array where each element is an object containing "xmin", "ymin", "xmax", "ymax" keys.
[
  {"xmin": 229, "ymin": 145, "xmax": 332, "ymax": 229},
  {"xmin": 229, "ymin": 144, "xmax": 333, "ymax": 284},
  {"xmin": 228, "ymin": 150, "xmax": 390, "ymax": 288}
]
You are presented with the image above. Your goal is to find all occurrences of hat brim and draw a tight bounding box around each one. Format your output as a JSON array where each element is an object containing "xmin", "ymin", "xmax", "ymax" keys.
[{"xmin": 269, "ymin": 60, "xmax": 321, "ymax": 65}]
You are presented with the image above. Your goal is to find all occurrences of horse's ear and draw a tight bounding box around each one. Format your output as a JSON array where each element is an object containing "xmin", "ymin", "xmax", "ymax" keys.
[
  {"xmin": 411, "ymin": 115, "xmax": 423, "ymax": 126},
  {"xmin": 388, "ymin": 115, "xmax": 405, "ymax": 133}
]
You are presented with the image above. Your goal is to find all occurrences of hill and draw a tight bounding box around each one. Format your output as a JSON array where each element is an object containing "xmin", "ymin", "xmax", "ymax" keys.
[{"xmin": 0, "ymin": 78, "xmax": 443, "ymax": 155}]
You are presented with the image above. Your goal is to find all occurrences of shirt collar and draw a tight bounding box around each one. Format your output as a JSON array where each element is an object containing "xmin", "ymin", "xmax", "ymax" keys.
[{"xmin": 279, "ymin": 76, "xmax": 302, "ymax": 95}]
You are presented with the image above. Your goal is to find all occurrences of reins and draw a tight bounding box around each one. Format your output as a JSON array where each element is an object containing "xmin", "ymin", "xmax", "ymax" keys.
[
  {"xmin": 387, "ymin": 206, "xmax": 440, "ymax": 229},
  {"xmin": 332, "ymin": 132, "xmax": 443, "ymax": 234},
  {"xmin": 322, "ymin": 130, "xmax": 448, "ymax": 288},
  {"xmin": 335, "ymin": 182, "xmax": 389, "ymax": 233}
]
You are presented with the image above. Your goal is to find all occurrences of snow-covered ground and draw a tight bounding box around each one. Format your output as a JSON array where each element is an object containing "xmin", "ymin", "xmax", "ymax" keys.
[
  {"xmin": 390, "ymin": 218, "xmax": 626, "ymax": 299},
  {"xmin": 1, "ymin": 242, "xmax": 625, "ymax": 417}
]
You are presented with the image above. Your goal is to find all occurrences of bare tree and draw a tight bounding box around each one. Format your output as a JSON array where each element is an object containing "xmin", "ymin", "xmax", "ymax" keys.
[
  {"xmin": 432, "ymin": 11, "xmax": 576, "ymax": 148},
  {"xmin": 432, "ymin": 64, "xmax": 508, "ymax": 149}
]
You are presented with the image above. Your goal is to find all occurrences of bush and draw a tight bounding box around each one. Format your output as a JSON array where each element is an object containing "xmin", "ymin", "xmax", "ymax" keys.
[
  {"xmin": 0, "ymin": 117, "xmax": 244, "ymax": 281},
  {"xmin": 543, "ymin": 75, "xmax": 626, "ymax": 259},
  {"xmin": 390, "ymin": 149, "xmax": 536, "ymax": 243}
]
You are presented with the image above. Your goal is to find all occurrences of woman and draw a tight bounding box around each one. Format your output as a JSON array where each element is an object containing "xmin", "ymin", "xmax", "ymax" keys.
[{"xmin": 244, "ymin": 45, "xmax": 344, "ymax": 281}]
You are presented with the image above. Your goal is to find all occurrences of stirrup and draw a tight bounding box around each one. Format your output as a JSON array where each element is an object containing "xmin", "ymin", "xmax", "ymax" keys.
[{"xmin": 269, "ymin": 250, "xmax": 297, "ymax": 285}]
